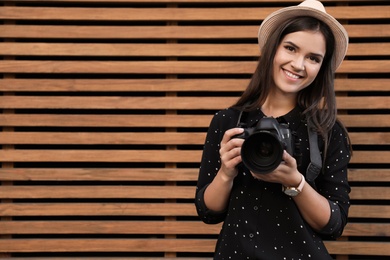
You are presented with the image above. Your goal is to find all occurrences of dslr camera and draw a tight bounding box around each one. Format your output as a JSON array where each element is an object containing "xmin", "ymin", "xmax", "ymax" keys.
[{"xmin": 234, "ymin": 117, "xmax": 293, "ymax": 174}]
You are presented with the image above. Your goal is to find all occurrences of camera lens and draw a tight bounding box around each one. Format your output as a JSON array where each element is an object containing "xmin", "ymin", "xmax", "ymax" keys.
[{"xmin": 241, "ymin": 131, "xmax": 284, "ymax": 174}]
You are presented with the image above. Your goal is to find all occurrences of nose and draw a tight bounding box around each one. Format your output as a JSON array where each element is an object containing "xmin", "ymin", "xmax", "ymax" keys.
[{"xmin": 291, "ymin": 55, "xmax": 305, "ymax": 71}]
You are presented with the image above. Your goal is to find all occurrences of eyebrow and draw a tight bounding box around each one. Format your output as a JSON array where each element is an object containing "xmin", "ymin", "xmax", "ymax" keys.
[{"xmin": 284, "ymin": 40, "xmax": 324, "ymax": 59}]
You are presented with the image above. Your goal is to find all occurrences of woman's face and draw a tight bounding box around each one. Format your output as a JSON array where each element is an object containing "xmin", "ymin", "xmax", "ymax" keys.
[{"xmin": 272, "ymin": 30, "xmax": 326, "ymax": 95}]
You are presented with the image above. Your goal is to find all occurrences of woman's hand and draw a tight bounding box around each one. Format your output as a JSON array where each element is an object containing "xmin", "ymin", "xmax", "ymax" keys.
[
  {"xmin": 218, "ymin": 127, "xmax": 245, "ymax": 181},
  {"xmin": 250, "ymin": 150, "xmax": 302, "ymax": 187}
]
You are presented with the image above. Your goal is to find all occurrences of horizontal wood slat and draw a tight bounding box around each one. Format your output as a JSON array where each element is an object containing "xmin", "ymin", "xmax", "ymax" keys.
[
  {"xmin": 0, "ymin": 203, "xmax": 388, "ymax": 218},
  {"xmin": 0, "ymin": 150, "xmax": 202, "ymax": 163},
  {"xmin": 324, "ymin": 241, "xmax": 390, "ymax": 256},
  {"xmin": 0, "ymin": 6, "xmax": 388, "ymax": 21},
  {"xmin": 0, "ymin": 132, "xmax": 388, "ymax": 145},
  {"xmin": 0, "ymin": 114, "xmax": 389, "ymax": 128},
  {"xmin": 0, "ymin": 114, "xmax": 213, "ymax": 128},
  {"xmin": 0, "ymin": 186, "xmax": 196, "ymax": 199},
  {"xmin": 0, "ymin": 168, "xmax": 200, "ymax": 181},
  {"xmin": 1, "ymin": 168, "xmax": 389, "ymax": 182},
  {"xmin": 0, "ymin": 96, "xmax": 387, "ymax": 110},
  {"xmin": 0, "ymin": 221, "xmax": 388, "ymax": 237},
  {"xmin": 0, "ymin": 186, "xmax": 387, "ymax": 200},
  {"xmin": 0, "ymin": 238, "xmax": 216, "ymax": 253},
  {"xmin": 0, "ymin": 60, "xmax": 389, "ymax": 74},
  {"xmin": 0, "ymin": 221, "xmax": 220, "ymax": 235},
  {"xmin": 0, "ymin": 203, "xmax": 197, "ymax": 216},
  {"xmin": 0, "ymin": 25, "xmax": 389, "ymax": 39},
  {"xmin": 0, "ymin": 239, "xmax": 388, "ymax": 256},
  {"xmin": 0, "ymin": 150, "xmax": 387, "ymax": 163},
  {"xmin": 0, "ymin": 43, "xmax": 389, "ymax": 56},
  {"xmin": 0, "ymin": 132, "xmax": 207, "ymax": 145},
  {"xmin": 0, "ymin": 78, "xmax": 389, "ymax": 92}
]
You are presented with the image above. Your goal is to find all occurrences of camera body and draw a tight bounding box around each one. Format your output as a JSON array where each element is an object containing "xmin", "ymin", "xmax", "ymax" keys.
[{"xmin": 235, "ymin": 117, "xmax": 293, "ymax": 174}]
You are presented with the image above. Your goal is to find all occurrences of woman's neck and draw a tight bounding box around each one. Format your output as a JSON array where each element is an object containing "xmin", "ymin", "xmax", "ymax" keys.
[{"xmin": 261, "ymin": 94, "xmax": 297, "ymax": 118}]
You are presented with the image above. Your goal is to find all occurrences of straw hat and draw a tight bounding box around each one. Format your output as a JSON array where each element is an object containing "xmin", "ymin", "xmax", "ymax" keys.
[{"xmin": 258, "ymin": 0, "xmax": 348, "ymax": 70}]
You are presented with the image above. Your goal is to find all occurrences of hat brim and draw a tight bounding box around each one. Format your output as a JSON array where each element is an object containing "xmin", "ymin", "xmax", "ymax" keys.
[{"xmin": 258, "ymin": 6, "xmax": 348, "ymax": 70}]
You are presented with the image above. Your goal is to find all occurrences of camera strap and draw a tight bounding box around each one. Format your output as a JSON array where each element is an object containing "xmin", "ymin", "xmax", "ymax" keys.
[{"xmin": 306, "ymin": 126, "xmax": 322, "ymax": 183}]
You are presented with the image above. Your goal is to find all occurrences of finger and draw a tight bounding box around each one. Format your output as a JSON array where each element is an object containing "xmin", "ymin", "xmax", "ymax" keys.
[
  {"xmin": 282, "ymin": 150, "xmax": 297, "ymax": 168},
  {"xmin": 222, "ymin": 127, "xmax": 244, "ymax": 144}
]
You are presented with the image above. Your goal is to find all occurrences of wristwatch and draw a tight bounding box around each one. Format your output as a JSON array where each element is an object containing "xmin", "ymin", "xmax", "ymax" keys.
[{"xmin": 283, "ymin": 174, "xmax": 305, "ymax": 197}]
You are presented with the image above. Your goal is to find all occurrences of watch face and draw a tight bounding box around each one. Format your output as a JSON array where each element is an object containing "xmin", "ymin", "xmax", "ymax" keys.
[{"xmin": 284, "ymin": 188, "xmax": 299, "ymax": 197}]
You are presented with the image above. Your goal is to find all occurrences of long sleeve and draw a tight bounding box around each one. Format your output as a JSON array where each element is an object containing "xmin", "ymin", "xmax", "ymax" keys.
[
  {"xmin": 316, "ymin": 121, "xmax": 351, "ymax": 239},
  {"xmin": 195, "ymin": 109, "xmax": 239, "ymax": 224}
]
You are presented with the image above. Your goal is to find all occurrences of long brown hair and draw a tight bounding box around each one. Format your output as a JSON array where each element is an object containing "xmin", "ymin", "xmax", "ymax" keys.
[{"xmin": 233, "ymin": 16, "xmax": 345, "ymax": 156}]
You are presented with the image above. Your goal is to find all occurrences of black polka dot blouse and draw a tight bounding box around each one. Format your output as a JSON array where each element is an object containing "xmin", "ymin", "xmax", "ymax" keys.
[{"xmin": 195, "ymin": 106, "xmax": 351, "ymax": 260}]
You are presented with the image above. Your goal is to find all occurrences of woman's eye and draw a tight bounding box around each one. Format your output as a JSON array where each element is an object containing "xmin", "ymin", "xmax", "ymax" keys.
[
  {"xmin": 309, "ymin": 56, "xmax": 321, "ymax": 63},
  {"xmin": 285, "ymin": 46, "xmax": 295, "ymax": 52}
]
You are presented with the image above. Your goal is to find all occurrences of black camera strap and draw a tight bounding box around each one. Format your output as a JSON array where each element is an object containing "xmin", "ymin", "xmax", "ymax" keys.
[{"xmin": 306, "ymin": 125, "xmax": 322, "ymax": 183}]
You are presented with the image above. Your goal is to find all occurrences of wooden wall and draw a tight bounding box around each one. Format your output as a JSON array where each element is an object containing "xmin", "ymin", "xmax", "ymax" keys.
[{"xmin": 0, "ymin": 0, "xmax": 389, "ymax": 259}]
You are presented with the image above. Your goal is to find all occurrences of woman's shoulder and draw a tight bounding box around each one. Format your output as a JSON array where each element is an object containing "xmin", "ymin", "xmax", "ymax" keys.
[
  {"xmin": 208, "ymin": 107, "xmax": 241, "ymax": 130},
  {"xmin": 331, "ymin": 119, "xmax": 350, "ymax": 138}
]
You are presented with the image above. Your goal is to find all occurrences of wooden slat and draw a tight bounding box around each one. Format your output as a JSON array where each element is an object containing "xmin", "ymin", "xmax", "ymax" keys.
[
  {"xmin": 0, "ymin": 150, "xmax": 202, "ymax": 163},
  {"xmin": 2, "ymin": 204, "xmax": 384, "ymax": 218},
  {"xmin": 349, "ymin": 187, "xmax": 390, "ymax": 200},
  {"xmin": 337, "ymin": 115, "xmax": 390, "ymax": 128},
  {"xmin": 349, "ymin": 132, "xmax": 390, "ymax": 145},
  {"xmin": 348, "ymin": 169, "xmax": 390, "ymax": 182},
  {"xmin": 0, "ymin": 96, "xmax": 387, "ymax": 110},
  {"xmin": 324, "ymin": 241, "xmax": 390, "ymax": 256},
  {"xmin": 0, "ymin": 43, "xmax": 260, "ymax": 57},
  {"xmin": 0, "ymin": 96, "xmax": 238, "ymax": 110},
  {"xmin": 343, "ymin": 223, "xmax": 390, "ymax": 237},
  {"xmin": 0, "ymin": 132, "xmax": 388, "ymax": 145},
  {"xmin": 0, "ymin": 186, "xmax": 196, "ymax": 199},
  {"xmin": 0, "ymin": 25, "xmax": 388, "ymax": 39},
  {"xmin": 1, "ymin": 168, "xmax": 388, "ymax": 183},
  {"xmin": 0, "ymin": 78, "xmax": 250, "ymax": 92},
  {"xmin": 0, "ymin": 114, "xmax": 389, "ymax": 128},
  {"xmin": 0, "ymin": 203, "xmax": 197, "ymax": 216},
  {"xmin": 0, "ymin": 60, "xmax": 388, "ymax": 74},
  {"xmin": 0, "ymin": 186, "xmax": 386, "ymax": 200},
  {"xmin": 0, "ymin": 221, "xmax": 221, "ymax": 235},
  {"xmin": 349, "ymin": 151, "xmax": 390, "ymax": 164},
  {"xmin": 0, "ymin": 60, "xmax": 258, "ymax": 74},
  {"xmin": 0, "ymin": 43, "xmax": 388, "ymax": 56},
  {"xmin": 0, "ymin": 6, "xmax": 388, "ymax": 21},
  {"xmin": 0, "ymin": 238, "xmax": 388, "ymax": 256},
  {"xmin": 0, "ymin": 132, "xmax": 206, "ymax": 145},
  {"xmin": 0, "ymin": 114, "xmax": 212, "ymax": 127},
  {"xmin": 0, "ymin": 150, "xmax": 387, "ymax": 163},
  {"xmin": 0, "ymin": 168, "xmax": 200, "ymax": 181},
  {"xmin": 337, "ymin": 96, "xmax": 390, "ymax": 110},
  {"xmin": 0, "ymin": 168, "xmax": 389, "ymax": 182},
  {"xmin": 349, "ymin": 205, "xmax": 390, "ymax": 219},
  {"xmin": 0, "ymin": 238, "xmax": 216, "ymax": 253},
  {"xmin": 1, "ymin": 221, "xmax": 388, "ymax": 237},
  {"xmin": 0, "ymin": 78, "xmax": 389, "ymax": 92}
]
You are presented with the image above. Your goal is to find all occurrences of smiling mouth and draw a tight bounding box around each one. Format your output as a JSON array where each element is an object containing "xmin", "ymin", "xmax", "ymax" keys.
[{"xmin": 283, "ymin": 69, "xmax": 302, "ymax": 79}]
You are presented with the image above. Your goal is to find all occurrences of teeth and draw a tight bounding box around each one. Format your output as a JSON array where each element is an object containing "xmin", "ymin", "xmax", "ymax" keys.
[{"xmin": 285, "ymin": 70, "xmax": 300, "ymax": 79}]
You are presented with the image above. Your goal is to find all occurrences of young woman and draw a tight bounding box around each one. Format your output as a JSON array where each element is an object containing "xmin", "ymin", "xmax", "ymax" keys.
[{"xmin": 195, "ymin": 1, "xmax": 352, "ymax": 259}]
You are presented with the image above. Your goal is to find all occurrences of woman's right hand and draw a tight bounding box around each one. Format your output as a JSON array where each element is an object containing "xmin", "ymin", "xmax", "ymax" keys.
[{"xmin": 219, "ymin": 127, "xmax": 245, "ymax": 180}]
